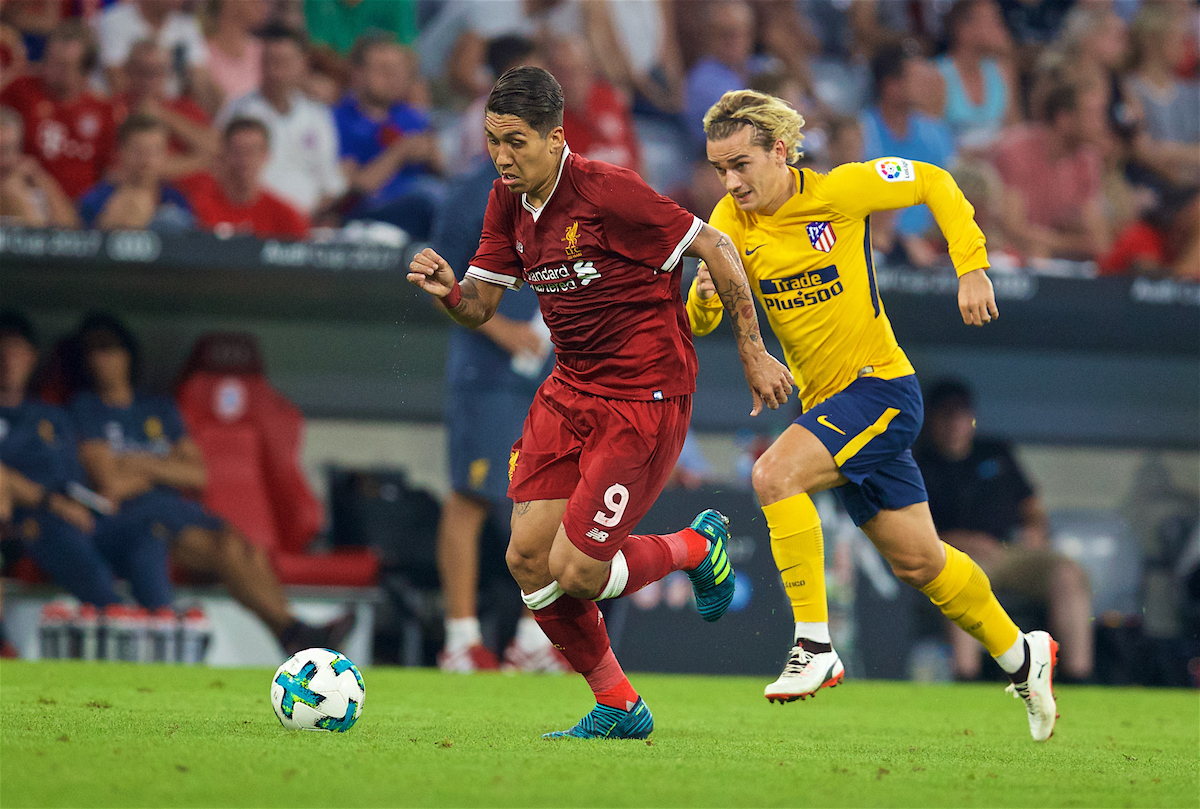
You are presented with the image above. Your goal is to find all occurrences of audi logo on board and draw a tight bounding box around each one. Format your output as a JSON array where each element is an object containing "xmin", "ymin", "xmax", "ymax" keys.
[{"xmin": 106, "ymin": 230, "xmax": 162, "ymax": 263}]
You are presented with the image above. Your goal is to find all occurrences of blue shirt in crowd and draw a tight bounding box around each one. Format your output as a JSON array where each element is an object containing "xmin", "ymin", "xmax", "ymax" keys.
[
  {"xmin": 859, "ymin": 107, "xmax": 956, "ymax": 237},
  {"xmin": 68, "ymin": 391, "xmax": 186, "ymax": 460},
  {"xmin": 0, "ymin": 399, "xmax": 84, "ymax": 491},
  {"xmin": 77, "ymin": 182, "xmax": 194, "ymax": 231},
  {"xmin": 433, "ymin": 155, "xmax": 548, "ymax": 391},
  {"xmin": 334, "ymin": 94, "xmax": 434, "ymax": 207}
]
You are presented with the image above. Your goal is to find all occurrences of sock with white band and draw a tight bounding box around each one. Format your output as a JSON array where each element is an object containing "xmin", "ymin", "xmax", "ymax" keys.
[
  {"xmin": 595, "ymin": 551, "xmax": 629, "ymax": 600},
  {"xmin": 521, "ymin": 580, "xmax": 565, "ymax": 611},
  {"xmin": 444, "ymin": 616, "xmax": 482, "ymax": 651},
  {"xmin": 994, "ymin": 632, "xmax": 1028, "ymax": 674}
]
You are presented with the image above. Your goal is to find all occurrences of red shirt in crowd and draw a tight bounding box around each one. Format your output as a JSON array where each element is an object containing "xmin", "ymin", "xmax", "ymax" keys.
[
  {"xmin": 179, "ymin": 173, "xmax": 309, "ymax": 240},
  {"xmin": 111, "ymin": 93, "xmax": 211, "ymax": 155},
  {"xmin": 991, "ymin": 124, "xmax": 1102, "ymax": 234},
  {"xmin": 465, "ymin": 146, "xmax": 702, "ymax": 401},
  {"xmin": 0, "ymin": 74, "xmax": 116, "ymax": 199},
  {"xmin": 561, "ymin": 81, "xmax": 641, "ymax": 174}
]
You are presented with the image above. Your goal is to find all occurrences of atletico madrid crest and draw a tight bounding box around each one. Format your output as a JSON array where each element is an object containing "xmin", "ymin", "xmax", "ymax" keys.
[{"xmin": 806, "ymin": 221, "xmax": 836, "ymax": 253}]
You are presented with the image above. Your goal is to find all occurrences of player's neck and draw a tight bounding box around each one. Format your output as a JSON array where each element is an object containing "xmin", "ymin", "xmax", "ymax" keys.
[
  {"xmin": 524, "ymin": 148, "xmax": 566, "ymax": 210},
  {"xmin": 759, "ymin": 170, "xmax": 798, "ymax": 217}
]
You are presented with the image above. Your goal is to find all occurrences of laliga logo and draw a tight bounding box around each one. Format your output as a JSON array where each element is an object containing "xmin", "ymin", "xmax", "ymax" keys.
[{"xmin": 874, "ymin": 158, "xmax": 914, "ymax": 183}]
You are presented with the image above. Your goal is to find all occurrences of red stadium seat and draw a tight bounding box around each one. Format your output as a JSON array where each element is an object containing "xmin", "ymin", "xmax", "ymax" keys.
[{"xmin": 175, "ymin": 333, "xmax": 378, "ymax": 587}]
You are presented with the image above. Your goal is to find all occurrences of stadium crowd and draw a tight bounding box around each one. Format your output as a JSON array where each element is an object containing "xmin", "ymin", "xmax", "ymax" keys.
[{"xmin": 0, "ymin": 0, "xmax": 1196, "ymax": 278}]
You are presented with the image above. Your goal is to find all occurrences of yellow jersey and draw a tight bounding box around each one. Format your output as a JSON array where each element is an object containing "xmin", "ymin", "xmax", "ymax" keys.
[{"xmin": 688, "ymin": 158, "xmax": 989, "ymax": 411}]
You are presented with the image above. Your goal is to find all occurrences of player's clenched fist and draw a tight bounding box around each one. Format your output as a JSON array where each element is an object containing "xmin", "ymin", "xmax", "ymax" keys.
[
  {"xmin": 407, "ymin": 247, "xmax": 457, "ymax": 298},
  {"xmin": 743, "ymin": 350, "xmax": 795, "ymax": 417},
  {"xmin": 957, "ymin": 267, "xmax": 999, "ymax": 327}
]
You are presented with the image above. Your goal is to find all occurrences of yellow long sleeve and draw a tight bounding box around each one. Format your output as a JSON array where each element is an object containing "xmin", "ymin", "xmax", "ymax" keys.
[{"xmin": 685, "ymin": 273, "xmax": 724, "ymax": 336}]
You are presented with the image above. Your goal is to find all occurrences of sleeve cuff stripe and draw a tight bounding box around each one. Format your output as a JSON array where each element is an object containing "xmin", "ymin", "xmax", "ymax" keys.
[
  {"xmin": 466, "ymin": 265, "xmax": 522, "ymax": 290},
  {"xmin": 661, "ymin": 216, "xmax": 704, "ymax": 272}
]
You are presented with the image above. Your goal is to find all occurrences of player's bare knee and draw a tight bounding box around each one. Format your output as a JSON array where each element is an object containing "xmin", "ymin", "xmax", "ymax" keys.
[
  {"xmin": 889, "ymin": 553, "xmax": 938, "ymax": 589},
  {"xmin": 505, "ymin": 543, "xmax": 544, "ymax": 586},
  {"xmin": 752, "ymin": 452, "xmax": 807, "ymax": 504},
  {"xmin": 551, "ymin": 560, "xmax": 599, "ymax": 600}
]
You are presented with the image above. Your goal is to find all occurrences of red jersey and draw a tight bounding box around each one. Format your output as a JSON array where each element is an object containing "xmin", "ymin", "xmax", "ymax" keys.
[
  {"xmin": 179, "ymin": 173, "xmax": 309, "ymax": 240},
  {"xmin": 466, "ymin": 147, "xmax": 703, "ymax": 401},
  {"xmin": 0, "ymin": 75, "xmax": 116, "ymax": 199}
]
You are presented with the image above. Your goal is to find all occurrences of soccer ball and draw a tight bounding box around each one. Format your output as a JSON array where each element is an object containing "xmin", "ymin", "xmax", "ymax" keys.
[{"xmin": 270, "ymin": 648, "xmax": 365, "ymax": 732}]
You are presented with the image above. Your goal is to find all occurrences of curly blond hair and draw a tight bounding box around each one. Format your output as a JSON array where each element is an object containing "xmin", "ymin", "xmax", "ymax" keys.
[{"xmin": 703, "ymin": 90, "xmax": 805, "ymax": 164}]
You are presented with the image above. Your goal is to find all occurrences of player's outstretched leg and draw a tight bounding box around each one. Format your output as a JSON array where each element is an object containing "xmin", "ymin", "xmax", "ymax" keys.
[
  {"xmin": 683, "ymin": 510, "xmax": 737, "ymax": 622},
  {"xmin": 920, "ymin": 542, "xmax": 1058, "ymax": 741},
  {"xmin": 764, "ymin": 637, "xmax": 845, "ymax": 703},
  {"xmin": 592, "ymin": 510, "xmax": 736, "ymax": 623}
]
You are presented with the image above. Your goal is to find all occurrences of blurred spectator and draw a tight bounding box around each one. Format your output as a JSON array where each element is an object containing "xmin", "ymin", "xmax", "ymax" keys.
[
  {"xmin": 305, "ymin": 0, "xmax": 419, "ymax": 56},
  {"xmin": 826, "ymin": 115, "xmax": 863, "ymax": 169},
  {"xmin": 112, "ymin": 40, "xmax": 219, "ymax": 180},
  {"xmin": 548, "ymin": 34, "xmax": 641, "ymax": 173},
  {"xmin": 453, "ymin": 35, "xmax": 544, "ymax": 170},
  {"xmin": 204, "ymin": 0, "xmax": 270, "ymax": 107},
  {"xmin": 180, "ymin": 117, "xmax": 308, "ymax": 239},
  {"xmin": 422, "ymin": 0, "xmax": 581, "ymax": 100},
  {"xmin": 684, "ymin": 1, "xmax": 758, "ymax": 150},
  {"xmin": 0, "ymin": 0, "xmax": 64, "ymax": 64},
  {"xmin": 78, "ymin": 113, "xmax": 193, "ymax": 231},
  {"xmin": 1125, "ymin": 4, "xmax": 1200, "ymax": 187},
  {"xmin": 991, "ymin": 82, "xmax": 1110, "ymax": 260},
  {"xmin": 996, "ymin": 0, "xmax": 1073, "ymax": 49},
  {"xmin": 0, "ymin": 23, "xmax": 31, "ymax": 94},
  {"xmin": 0, "ymin": 21, "xmax": 116, "ymax": 200},
  {"xmin": 1100, "ymin": 187, "xmax": 1200, "ymax": 282},
  {"xmin": 927, "ymin": 0, "xmax": 1017, "ymax": 153},
  {"xmin": 97, "ymin": 0, "xmax": 220, "ymax": 114},
  {"xmin": 65, "ymin": 313, "xmax": 354, "ymax": 652},
  {"xmin": 0, "ymin": 105, "xmax": 79, "ymax": 227},
  {"xmin": 0, "ymin": 311, "xmax": 124, "ymax": 611},
  {"xmin": 588, "ymin": 0, "xmax": 684, "ymax": 117},
  {"xmin": 914, "ymin": 379, "xmax": 1094, "ymax": 683},
  {"xmin": 336, "ymin": 34, "xmax": 441, "ymax": 239},
  {"xmin": 219, "ymin": 25, "xmax": 346, "ymax": 219},
  {"xmin": 859, "ymin": 42, "xmax": 957, "ymax": 268}
]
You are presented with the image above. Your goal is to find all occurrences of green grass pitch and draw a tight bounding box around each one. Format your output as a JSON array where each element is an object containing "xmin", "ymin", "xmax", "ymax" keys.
[{"xmin": 1, "ymin": 661, "xmax": 1196, "ymax": 808}]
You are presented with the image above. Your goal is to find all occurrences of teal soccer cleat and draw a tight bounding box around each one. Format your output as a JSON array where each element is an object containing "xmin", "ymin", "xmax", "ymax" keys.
[
  {"xmin": 542, "ymin": 698, "xmax": 654, "ymax": 740},
  {"xmin": 686, "ymin": 509, "xmax": 736, "ymax": 622}
]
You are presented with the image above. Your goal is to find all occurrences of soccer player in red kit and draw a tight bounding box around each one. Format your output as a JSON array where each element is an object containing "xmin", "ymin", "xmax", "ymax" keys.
[{"xmin": 409, "ymin": 67, "xmax": 794, "ymax": 739}]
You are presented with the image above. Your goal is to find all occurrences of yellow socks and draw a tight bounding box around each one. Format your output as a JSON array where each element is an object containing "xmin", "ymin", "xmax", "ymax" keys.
[
  {"xmin": 762, "ymin": 493, "xmax": 828, "ymax": 626},
  {"xmin": 921, "ymin": 543, "xmax": 1020, "ymax": 657}
]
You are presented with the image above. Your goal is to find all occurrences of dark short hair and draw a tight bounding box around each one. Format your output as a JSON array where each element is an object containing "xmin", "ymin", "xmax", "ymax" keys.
[
  {"xmin": 1042, "ymin": 83, "xmax": 1078, "ymax": 124},
  {"xmin": 926, "ymin": 378, "xmax": 975, "ymax": 414},
  {"xmin": 117, "ymin": 112, "xmax": 166, "ymax": 147},
  {"xmin": 0, "ymin": 311, "xmax": 37, "ymax": 347},
  {"xmin": 223, "ymin": 116, "xmax": 271, "ymax": 147},
  {"xmin": 870, "ymin": 42, "xmax": 910, "ymax": 100},
  {"xmin": 348, "ymin": 31, "xmax": 398, "ymax": 68},
  {"xmin": 486, "ymin": 35, "xmax": 537, "ymax": 77},
  {"xmin": 485, "ymin": 66, "xmax": 564, "ymax": 137},
  {"xmin": 47, "ymin": 19, "xmax": 99, "ymax": 73},
  {"xmin": 258, "ymin": 22, "xmax": 307, "ymax": 51},
  {"xmin": 69, "ymin": 312, "xmax": 142, "ymax": 393}
]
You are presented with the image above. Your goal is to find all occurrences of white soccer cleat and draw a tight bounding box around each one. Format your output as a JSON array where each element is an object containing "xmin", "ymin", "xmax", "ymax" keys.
[
  {"xmin": 764, "ymin": 641, "xmax": 845, "ymax": 703},
  {"xmin": 501, "ymin": 640, "xmax": 571, "ymax": 674},
  {"xmin": 1005, "ymin": 630, "xmax": 1059, "ymax": 742}
]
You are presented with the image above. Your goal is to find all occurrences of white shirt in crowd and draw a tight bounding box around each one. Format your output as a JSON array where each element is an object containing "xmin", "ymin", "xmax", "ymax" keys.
[
  {"xmin": 218, "ymin": 91, "xmax": 347, "ymax": 215},
  {"xmin": 96, "ymin": 2, "xmax": 208, "ymax": 98}
]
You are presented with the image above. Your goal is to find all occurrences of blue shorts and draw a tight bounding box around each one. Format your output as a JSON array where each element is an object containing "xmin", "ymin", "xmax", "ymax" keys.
[
  {"xmin": 797, "ymin": 374, "xmax": 928, "ymax": 527},
  {"xmin": 98, "ymin": 488, "xmax": 224, "ymax": 542},
  {"xmin": 447, "ymin": 384, "xmax": 536, "ymax": 506}
]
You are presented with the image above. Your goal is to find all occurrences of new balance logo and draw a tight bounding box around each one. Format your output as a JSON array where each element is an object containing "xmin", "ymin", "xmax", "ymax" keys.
[{"xmin": 586, "ymin": 527, "xmax": 610, "ymax": 543}]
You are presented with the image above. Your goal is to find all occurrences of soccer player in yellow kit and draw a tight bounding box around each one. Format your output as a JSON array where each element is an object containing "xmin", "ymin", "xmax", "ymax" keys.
[{"xmin": 689, "ymin": 90, "xmax": 1058, "ymax": 741}]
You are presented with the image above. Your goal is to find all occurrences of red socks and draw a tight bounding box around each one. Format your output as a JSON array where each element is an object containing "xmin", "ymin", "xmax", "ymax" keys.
[
  {"xmin": 585, "ymin": 648, "xmax": 638, "ymax": 710},
  {"xmin": 612, "ymin": 528, "xmax": 710, "ymax": 596},
  {"xmin": 530, "ymin": 594, "xmax": 638, "ymax": 711}
]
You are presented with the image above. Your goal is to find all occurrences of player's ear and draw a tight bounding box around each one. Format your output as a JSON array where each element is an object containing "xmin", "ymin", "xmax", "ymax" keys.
[{"xmin": 547, "ymin": 125, "xmax": 565, "ymax": 153}]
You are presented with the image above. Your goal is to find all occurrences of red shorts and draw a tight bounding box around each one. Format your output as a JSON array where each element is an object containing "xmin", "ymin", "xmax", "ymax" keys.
[{"xmin": 508, "ymin": 374, "xmax": 691, "ymax": 561}]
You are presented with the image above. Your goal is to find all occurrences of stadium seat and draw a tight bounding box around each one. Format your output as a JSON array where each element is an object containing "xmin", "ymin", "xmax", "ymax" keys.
[{"xmin": 175, "ymin": 333, "xmax": 378, "ymax": 587}]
